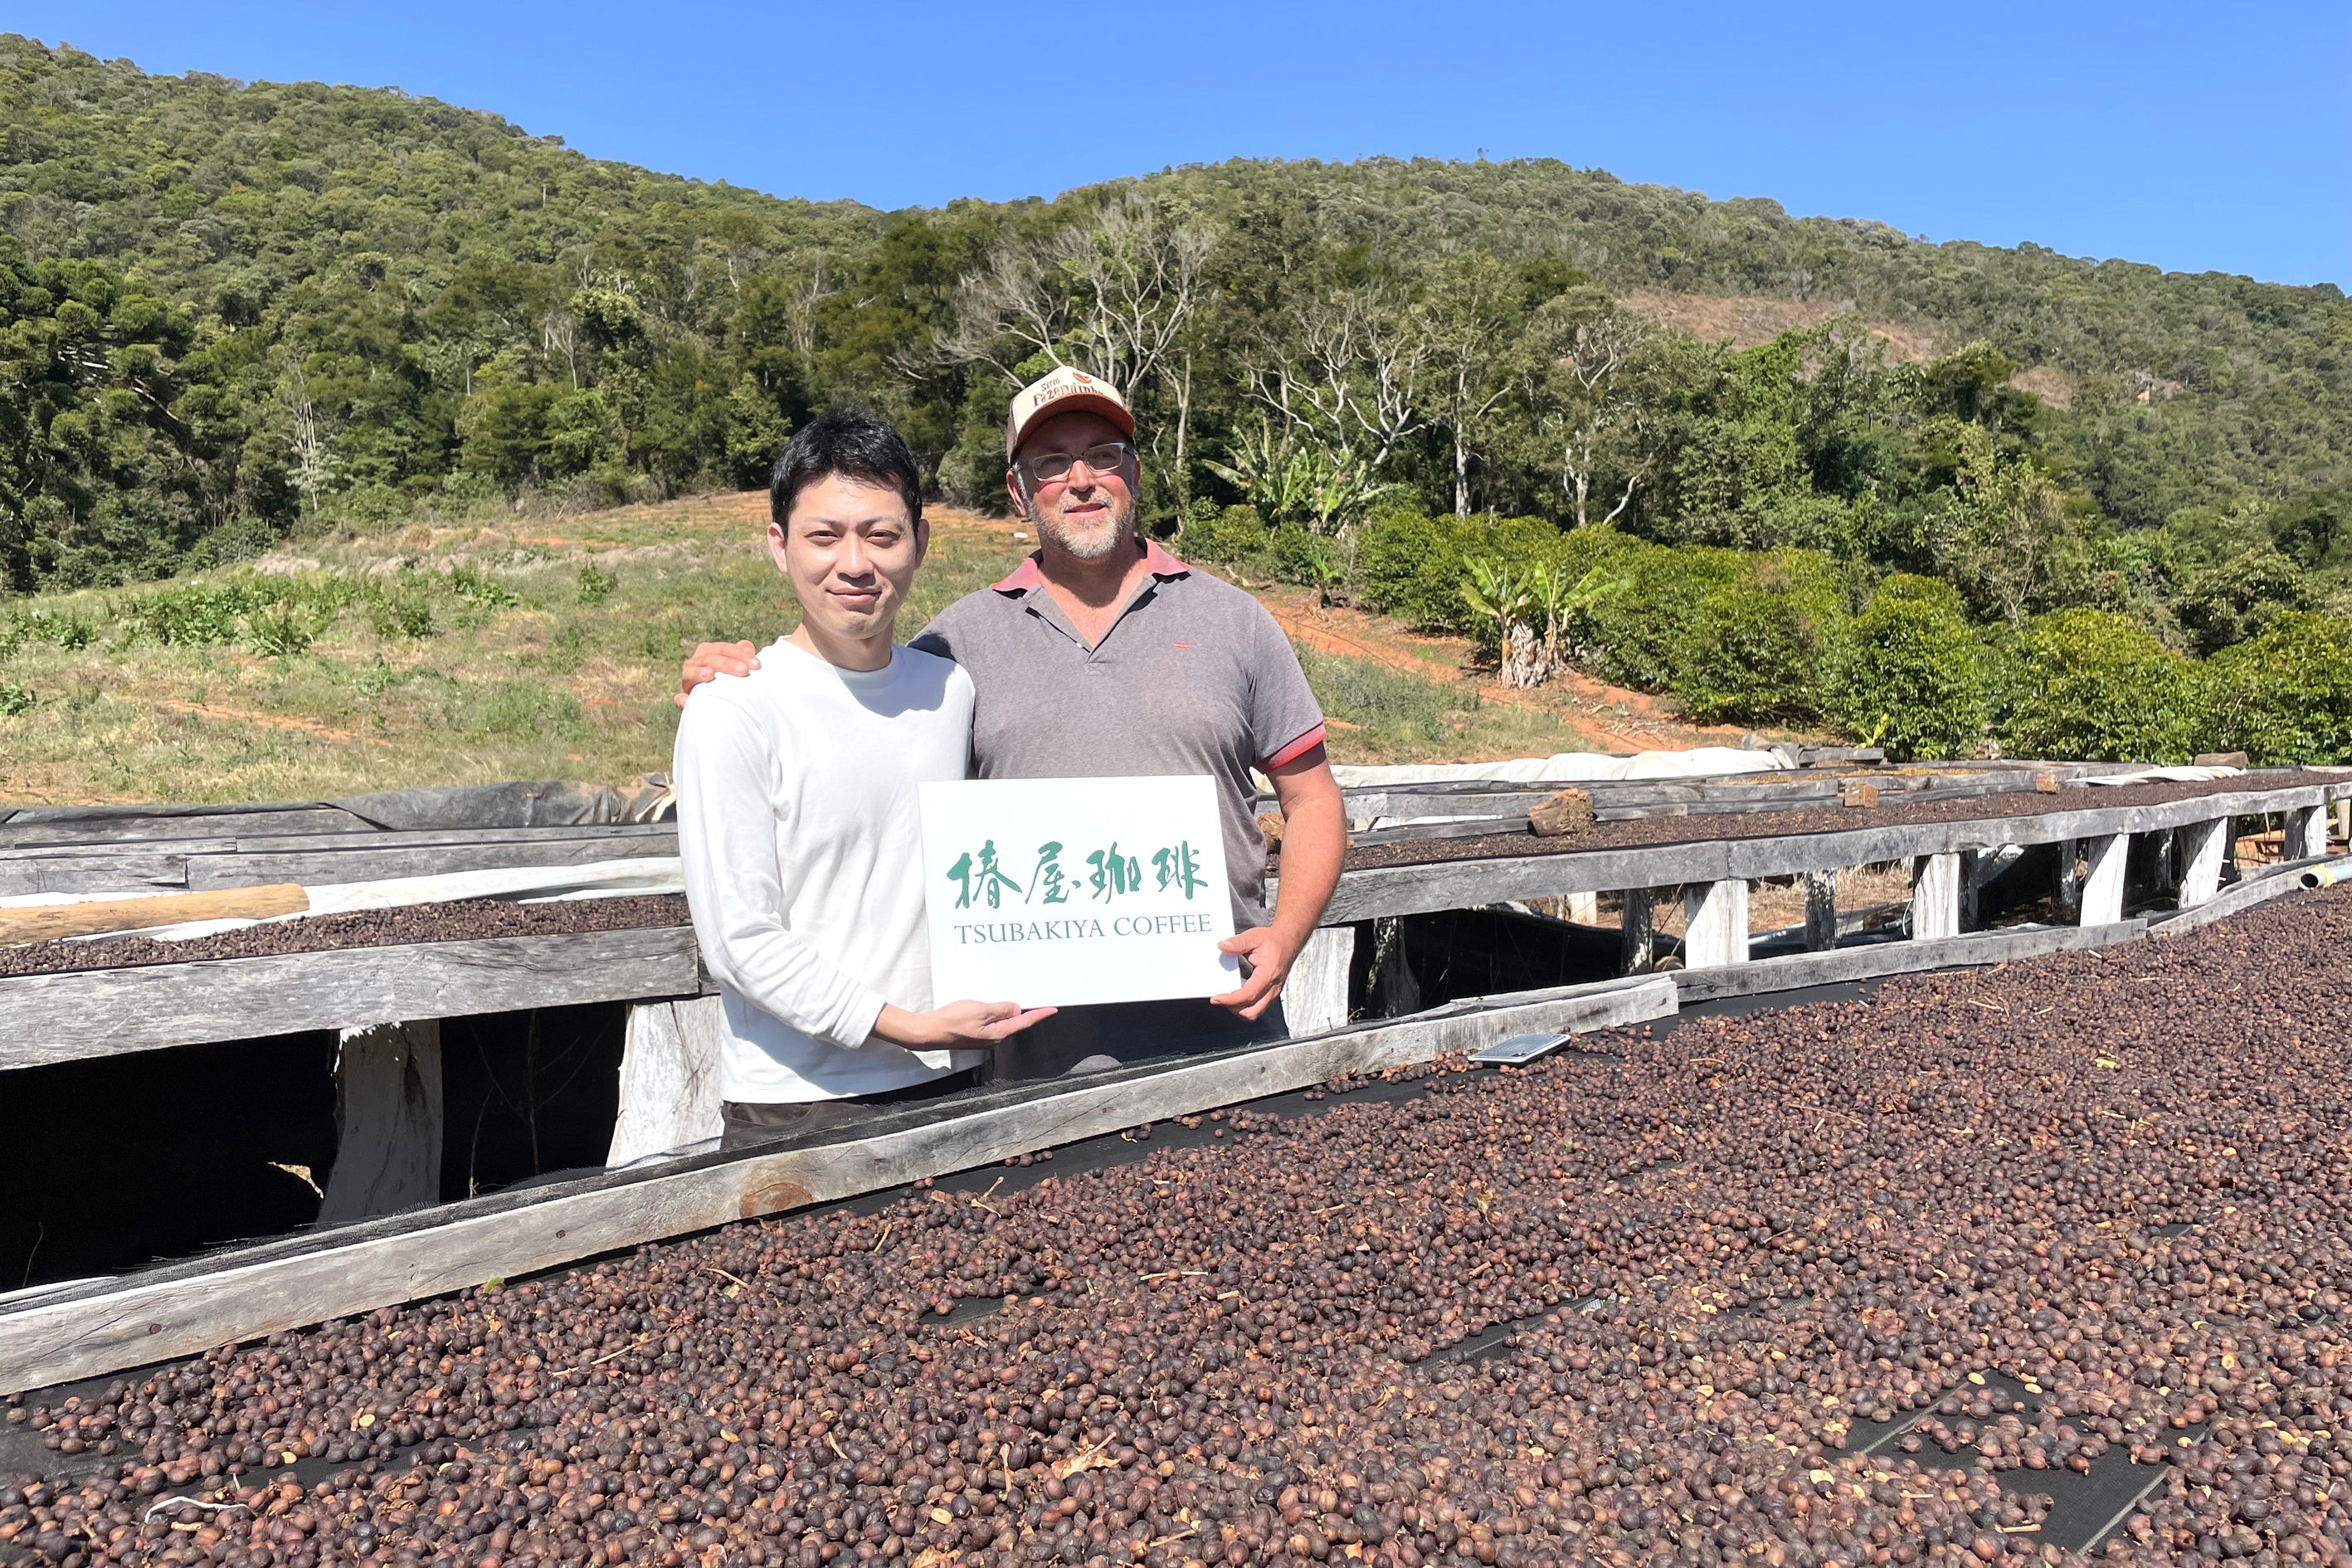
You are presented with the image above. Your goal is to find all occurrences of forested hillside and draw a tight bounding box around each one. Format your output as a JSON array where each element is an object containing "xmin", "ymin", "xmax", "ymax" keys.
[{"xmin": 5, "ymin": 33, "xmax": 2351, "ymax": 761}]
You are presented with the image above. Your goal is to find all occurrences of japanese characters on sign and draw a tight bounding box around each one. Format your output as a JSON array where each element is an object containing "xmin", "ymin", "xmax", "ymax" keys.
[{"xmin": 918, "ymin": 775, "xmax": 1236, "ymax": 1007}]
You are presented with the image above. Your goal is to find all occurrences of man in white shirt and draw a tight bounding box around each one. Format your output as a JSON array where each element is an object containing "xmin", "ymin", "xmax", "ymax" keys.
[{"xmin": 672, "ymin": 410, "xmax": 1052, "ymax": 1150}]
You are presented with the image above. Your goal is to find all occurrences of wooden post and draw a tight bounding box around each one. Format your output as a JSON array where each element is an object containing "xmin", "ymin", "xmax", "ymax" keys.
[
  {"xmin": 1286, "ymin": 926, "xmax": 1356, "ymax": 1037},
  {"xmin": 2054, "ymin": 838, "xmax": 2082, "ymax": 923},
  {"xmin": 319, "ymin": 1021, "xmax": 443, "ymax": 1225},
  {"xmin": 2081, "ymin": 833, "xmax": 2129, "ymax": 926},
  {"xmin": 1959, "ymin": 849, "xmax": 1981, "ymax": 929},
  {"xmin": 1802, "ymin": 870, "xmax": 1838, "ymax": 952},
  {"xmin": 2338, "ymin": 799, "xmax": 2350, "ymax": 848},
  {"xmin": 2150, "ymin": 829, "xmax": 2179, "ymax": 898},
  {"xmin": 2286, "ymin": 805, "xmax": 2329, "ymax": 861},
  {"xmin": 1372, "ymin": 917, "xmax": 1420, "ymax": 1016},
  {"xmin": 606, "ymin": 996, "xmax": 727, "ymax": 1166},
  {"xmin": 2178, "ymin": 818, "xmax": 2228, "ymax": 908},
  {"xmin": 1619, "ymin": 888, "xmax": 1656, "ymax": 975},
  {"xmin": 1564, "ymin": 890, "xmax": 1600, "ymax": 926},
  {"xmin": 1681, "ymin": 879, "xmax": 1749, "ymax": 968},
  {"xmin": 1913, "ymin": 852, "xmax": 1963, "ymax": 941}
]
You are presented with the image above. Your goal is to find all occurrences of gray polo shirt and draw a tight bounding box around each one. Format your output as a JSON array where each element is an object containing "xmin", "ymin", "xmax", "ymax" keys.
[{"xmin": 910, "ymin": 539, "xmax": 1325, "ymax": 930}]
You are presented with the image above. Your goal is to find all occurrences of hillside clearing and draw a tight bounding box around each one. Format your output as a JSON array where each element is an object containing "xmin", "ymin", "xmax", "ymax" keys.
[{"xmin": 0, "ymin": 496, "xmax": 1756, "ymax": 806}]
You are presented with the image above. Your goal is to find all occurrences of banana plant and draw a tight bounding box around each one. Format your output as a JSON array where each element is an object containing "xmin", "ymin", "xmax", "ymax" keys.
[
  {"xmin": 1461, "ymin": 557, "xmax": 1543, "ymax": 688},
  {"xmin": 1203, "ymin": 416, "xmax": 1320, "ymax": 525},
  {"xmin": 1525, "ymin": 562, "xmax": 1626, "ymax": 680},
  {"xmin": 1208, "ymin": 416, "xmax": 1397, "ymax": 532}
]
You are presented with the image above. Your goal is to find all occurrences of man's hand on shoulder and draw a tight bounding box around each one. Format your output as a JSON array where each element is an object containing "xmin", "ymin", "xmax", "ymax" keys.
[{"xmin": 677, "ymin": 640, "xmax": 761, "ymax": 707}]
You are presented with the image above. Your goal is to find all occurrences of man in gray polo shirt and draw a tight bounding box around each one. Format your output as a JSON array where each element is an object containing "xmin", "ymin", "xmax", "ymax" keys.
[{"xmin": 679, "ymin": 368, "xmax": 1346, "ymax": 1079}]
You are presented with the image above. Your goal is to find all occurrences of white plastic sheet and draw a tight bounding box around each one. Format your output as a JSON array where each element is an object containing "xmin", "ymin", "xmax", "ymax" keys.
[
  {"xmin": 1327, "ymin": 747, "xmax": 1787, "ymax": 789},
  {"xmin": 2080, "ymin": 766, "xmax": 2243, "ymax": 787}
]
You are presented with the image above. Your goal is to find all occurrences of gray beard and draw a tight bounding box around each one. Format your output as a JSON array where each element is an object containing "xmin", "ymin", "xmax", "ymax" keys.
[{"xmin": 1030, "ymin": 494, "xmax": 1133, "ymax": 562}]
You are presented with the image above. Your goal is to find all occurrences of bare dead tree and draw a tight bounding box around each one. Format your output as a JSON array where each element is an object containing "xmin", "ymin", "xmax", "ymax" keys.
[
  {"xmin": 1419, "ymin": 260, "xmax": 1521, "ymax": 516},
  {"xmin": 281, "ymin": 363, "xmax": 336, "ymax": 514},
  {"xmin": 785, "ymin": 253, "xmax": 835, "ymax": 370},
  {"xmin": 928, "ymin": 241, "xmax": 1065, "ymax": 387},
  {"xmin": 1059, "ymin": 192, "xmax": 1212, "ymax": 402},
  {"xmin": 1531, "ymin": 297, "xmax": 1651, "ymax": 527},
  {"xmin": 928, "ymin": 192, "xmax": 1211, "ymax": 424},
  {"xmin": 543, "ymin": 308, "xmax": 581, "ymax": 391},
  {"xmin": 1245, "ymin": 285, "xmax": 1429, "ymax": 480}
]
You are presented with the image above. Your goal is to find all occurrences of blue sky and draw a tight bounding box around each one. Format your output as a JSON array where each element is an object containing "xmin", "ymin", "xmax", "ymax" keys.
[{"xmin": 13, "ymin": 1, "xmax": 2348, "ymax": 287}]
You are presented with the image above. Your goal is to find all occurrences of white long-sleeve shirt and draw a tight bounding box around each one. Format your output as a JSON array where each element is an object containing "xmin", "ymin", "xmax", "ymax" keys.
[{"xmin": 672, "ymin": 636, "xmax": 982, "ymax": 1103}]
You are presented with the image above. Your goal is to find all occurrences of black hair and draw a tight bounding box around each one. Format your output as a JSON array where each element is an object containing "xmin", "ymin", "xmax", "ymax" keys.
[{"xmin": 767, "ymin": 408, "xmax": 923, "ymax": 534}]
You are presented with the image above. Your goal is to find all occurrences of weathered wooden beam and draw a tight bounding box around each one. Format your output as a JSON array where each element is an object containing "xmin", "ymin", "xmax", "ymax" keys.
[
  {"xmin": 1371, "ymin": 916, "xmax": 1419, "ymax": 1015},
  {"xmin": 1802, "ymin": 871, "xmax": 1838, "ymax": 952},
  {"xmin": 0, "ymin": 974, "xmax": 1678, "ymax": 1394},
  {"xmin": 1912, "ymin": 852, "xmax": 1964, "ymax": 941},
  {"xmin": 606, "ymin": 998, "xmax": 727, "ymax": 1167},
  {"xmin": 2286, "ymin": 806, "xmax": 2330, "ymax": 862},
  {"xmin": 319, "ymin": 1021, "xmax": 444, "ymax": 1225},
  {"xmin": 2145, "ymin": 856, "xmax": 2323, "ymax": 935},
  {"xmin": 0, "ymin": 807, "xmax": 369, "ymax": 850},
  {"xmin": 2080, "ymin": 833, "xmax": 2130, "ymax": 926},
  {"xmin": 1283, "ymin": 925, "xmax": 1356, "ymax": 1038},
  {"xmin": 0, "ymin": 928, "xmax": 700, "ymax": 1069},
  {"xmin": 1620, "ymin": 887, "xmax": 1657, "ymax": 975},
  {"xmin": 2178, "ymin": 818, "xmax": 2230, "ymax": 908},
  {"xmin": 1682, "ymin": 879, "xmax": 1749, "ymax": 968},
  {"xmin": 1673, "ymin": 920, "xmax": 2148, "ymax": 1003},
  {"xmin": 1315, "ymin": 779, "xmax": 2351, "ymax": 923},
  {"xmin": 1, "ymin": 825, "xmax": 679, "ymax": 896},
  {"xmin": 2149, "ymin": 829, "xmax": 2179, "ymax": 899},
  {"xmin": 0, "ymin": 850, "xmax": 202, "ymax": 896},
  {"xmin": 2054, "ymin": 838, "xmax": 2083, "ymax": 923}
]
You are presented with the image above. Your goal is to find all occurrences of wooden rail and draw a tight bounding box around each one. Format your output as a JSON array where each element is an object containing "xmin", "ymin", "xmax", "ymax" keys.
[
  {"xmin": 3, "ymin": 836, "xmax": 2335, "ymax": 1395},
  {"xmin": 5, "ymin": 775, "xmax": 2343, "ymax": 1072},
  {"xmin": 0, "ymin": 822, "xmax": 678, "ymax": 895},
  {"xmin": 1313, "ymin": 777, "xmax": 2349, "ymax": 922},
  {"xmin": 0, "ymin": 975, "xmax": 1677, "ymax": 1393},
  {"xmin": 0, "ymin": 928, "xmax": 700, "ymax": 1069}
]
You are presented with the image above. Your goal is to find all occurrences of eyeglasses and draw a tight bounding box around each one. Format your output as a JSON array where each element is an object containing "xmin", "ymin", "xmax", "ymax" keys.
[{"xmin": 1019, "ymin": 441, "xmax": 1133, "ymax": 485}]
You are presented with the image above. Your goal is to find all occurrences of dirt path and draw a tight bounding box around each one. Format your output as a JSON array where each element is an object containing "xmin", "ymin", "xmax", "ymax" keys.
[{"xmin": 149, "ymin": 699, "xmax": 368, "ymax": 742}]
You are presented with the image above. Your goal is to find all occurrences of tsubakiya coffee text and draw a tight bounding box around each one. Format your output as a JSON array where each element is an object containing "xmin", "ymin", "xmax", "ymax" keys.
[{"xmin": 948, "ymin": 912, "xmax": 1222, "ymax": 945}]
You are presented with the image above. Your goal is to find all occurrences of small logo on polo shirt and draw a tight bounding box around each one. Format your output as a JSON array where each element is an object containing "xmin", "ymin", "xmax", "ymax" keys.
[{"xmin": 1173, "ymin": 641, "xmax": 1192, "ymax": 649}]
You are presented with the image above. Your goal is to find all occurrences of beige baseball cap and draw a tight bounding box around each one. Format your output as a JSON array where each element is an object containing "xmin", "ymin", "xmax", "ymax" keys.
[{"xmin": 1004, "ymin": 365, "xmax": 1135, "ymax": 459}]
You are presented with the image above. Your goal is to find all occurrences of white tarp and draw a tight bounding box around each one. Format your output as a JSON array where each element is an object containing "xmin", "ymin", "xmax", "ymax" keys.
[
  {"xmin": 2081, "ymin": 766, "xmax": 2244, "ymax": 786},
  {"xmin": 1327, "ymin": 747, "xmax": 1787, "ymax": 789}
]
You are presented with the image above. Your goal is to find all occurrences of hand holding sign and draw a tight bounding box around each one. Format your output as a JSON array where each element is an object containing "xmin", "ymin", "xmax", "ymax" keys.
[{"xmin": 919, "ymin": 776, "xmax": 1237, "ymax": 1008}]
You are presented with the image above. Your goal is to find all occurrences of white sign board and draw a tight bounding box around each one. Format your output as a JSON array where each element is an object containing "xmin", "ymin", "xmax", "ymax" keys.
[{"xmin": 918, "ymin": 774, "xmax": 1237, "ymax": 1008}]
